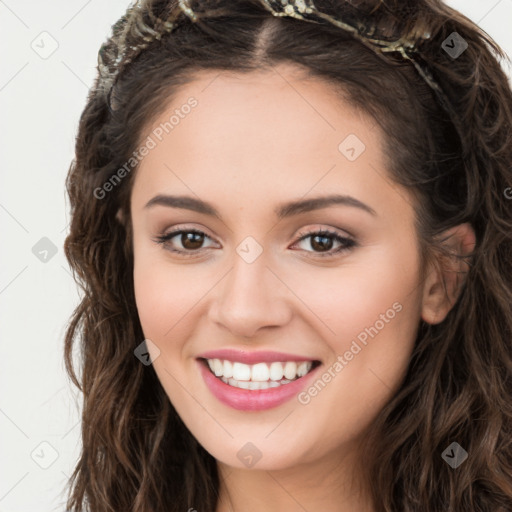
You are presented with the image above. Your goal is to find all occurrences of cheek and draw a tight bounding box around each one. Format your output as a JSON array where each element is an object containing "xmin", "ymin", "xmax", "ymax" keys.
[
  {"xmin": 134, "ymin": 260, "xmax": 172, "ymax": 338},
  {"xmin": 280, "ymin": 242, "xmax": 422, "ymax": 345},
  {"xmin": 289, "ymin": 245, "xmax": 421, "ymax": 419},
  {"xmin": 279, "ymin": 253, "xmax": 422, "ymax": 454},
  {"xmin": 132, "ymin": 220, "xmax": 208, "ymax": 335},
  {"xmin": 134, "ymin": 259, "xmax": 203, "ymax": 343},
  {"xmin": 132, "ymin": 251, "xmax": 219, "ymax": 438}
]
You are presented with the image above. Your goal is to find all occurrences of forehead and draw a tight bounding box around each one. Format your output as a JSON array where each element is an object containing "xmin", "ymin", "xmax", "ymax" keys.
[{"xmin": 130, "ymin": 65, "xmax": 391, "ymax": 215}]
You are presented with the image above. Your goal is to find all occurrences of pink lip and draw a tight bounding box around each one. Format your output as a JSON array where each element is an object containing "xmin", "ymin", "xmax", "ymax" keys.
[
  {"xmin": 197, "ymin": 359, "xmax": 321, "ymax": 411},
  {"xmin": 197, "ymin": 348, "xmax": 318, "ymax": 364}
]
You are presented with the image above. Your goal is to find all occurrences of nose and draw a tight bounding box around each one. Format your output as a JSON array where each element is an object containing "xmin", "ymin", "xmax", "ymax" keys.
[{"xmin": 207, "ymin": 250, "xmax": 292, "ymax": 339}]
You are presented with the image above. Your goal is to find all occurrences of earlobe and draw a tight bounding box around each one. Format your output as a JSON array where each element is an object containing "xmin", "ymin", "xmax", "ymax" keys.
[
  {"xmin": 420, "ymin": 222, "xmax": 476, "ymax": 325},
  {"xmin": 116, "ymin": 208, "xmax": 125, "ymax": 225}
]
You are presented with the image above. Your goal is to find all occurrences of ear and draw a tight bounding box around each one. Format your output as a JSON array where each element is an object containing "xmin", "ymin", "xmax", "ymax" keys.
[
  {"xmin": 421, "ymin": 223, "xmax": 476, "ymax": 325},
  {"xmin": 116, "ymin": 208, "xmax": 125, "ymax": 225}
]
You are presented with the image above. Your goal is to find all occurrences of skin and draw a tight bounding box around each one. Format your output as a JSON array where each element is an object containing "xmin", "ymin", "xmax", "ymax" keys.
[{"xmin": 127, "ymin": 64, "xmax": 475, "ymax": 512}]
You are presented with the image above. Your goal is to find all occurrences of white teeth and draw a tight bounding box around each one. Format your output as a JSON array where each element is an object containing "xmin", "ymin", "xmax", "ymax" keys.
[
  {"xmin": 212, "ymin": 359, "xmax": 223, "ymax": 377},
  {"xmin": 269, "ymin": 362, "xmax": 284, "ymax": 381},
  {"xmin": 206, "ymin": 359, "xmax": 314, "ymax": 384},
  {"xmin": 251, "ymin": 362, "xmax": 270, "ymax": 382},
  {"xmin": 284, "ymin": 361, "xmax": 297, "ymax": 380},
  {"xmin": 221, "ymin": 377, "xmax": 293, "ymax": 389},
  {"xmin": 223, "ymin": 360, "xmax": 233, "ymax": 378},
  {"xmin": 236, "ymin": 379, "xmax": 250, "ymax": 389},
  {"xmin": 206, "ymin": 359, "xmax": 216, "ymax": 374},
  {"xmin": 297, "ymin": 361, "xmax": 309, "ymax": 377},
  {"xmin": 232, "ymin": 362, "xmax": 251, "ymax": 381}
]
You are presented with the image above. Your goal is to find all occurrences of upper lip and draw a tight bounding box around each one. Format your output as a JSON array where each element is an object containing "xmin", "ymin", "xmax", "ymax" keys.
[{"xmin": 197, "ymin": 349, "xmax": 319, "ymax": 365}]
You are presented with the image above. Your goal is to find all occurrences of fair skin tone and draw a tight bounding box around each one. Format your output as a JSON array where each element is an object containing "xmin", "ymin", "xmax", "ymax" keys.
[{"xmin": 126, "ymin": 64, "xmax": 475, "ymax": 512}]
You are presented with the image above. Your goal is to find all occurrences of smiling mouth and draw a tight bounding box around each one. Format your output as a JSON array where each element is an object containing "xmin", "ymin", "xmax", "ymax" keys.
[{"xmin": 199, "ymin": 358, "xmax": 321, "ymax": 390}]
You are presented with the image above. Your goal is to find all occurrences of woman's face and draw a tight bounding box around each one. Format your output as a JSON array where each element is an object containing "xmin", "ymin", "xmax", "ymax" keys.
[{"xmin": 130, "ymin": 64, "xmax": 426, "ymax": 471}]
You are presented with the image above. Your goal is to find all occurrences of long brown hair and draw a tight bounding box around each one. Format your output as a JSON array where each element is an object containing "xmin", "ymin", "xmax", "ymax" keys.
[{"xmin": 63, "ymin": 1, "xmax": 512, "ymax": 510}]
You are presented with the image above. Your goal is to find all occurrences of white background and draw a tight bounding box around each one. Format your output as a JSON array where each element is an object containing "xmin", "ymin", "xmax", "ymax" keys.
[{"xmin": 1, "ymin": 1, "xmax": 511, "ymax": 511}]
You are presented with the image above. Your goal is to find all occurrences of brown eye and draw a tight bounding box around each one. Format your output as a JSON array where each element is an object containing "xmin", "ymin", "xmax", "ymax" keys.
[
  {"xmin": 309, "ymin": 233, "xmax": 335, "ymax": 252},
  {"xmin": 154, "ymin": 229, "xmax": 216, "ymax": 256},
  {"xmin": 293, "ymin": 229, "xmax": 356, "ymax": 258},
  {"xmin": 180, "ymin": 231, "xmax": 205, "ymax": 250}
]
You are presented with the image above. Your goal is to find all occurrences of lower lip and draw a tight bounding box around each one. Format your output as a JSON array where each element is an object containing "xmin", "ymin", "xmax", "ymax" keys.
[{"xmin": 197, "ymin": 360, "xmax": 320, "ymax": 411}]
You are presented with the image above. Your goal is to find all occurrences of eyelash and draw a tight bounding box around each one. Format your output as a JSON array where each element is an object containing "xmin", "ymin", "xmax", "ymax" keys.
[{"xmin": 153, "ymin": 227, "xmax": 357, "ymax": 259}]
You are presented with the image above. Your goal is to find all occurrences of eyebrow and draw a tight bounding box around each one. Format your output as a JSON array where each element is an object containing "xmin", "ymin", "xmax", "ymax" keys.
[{"xmin": 144, "ymin": 193, "xmax": 377, "ymax": 219}]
